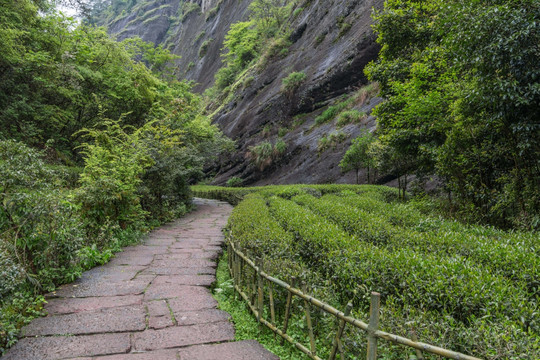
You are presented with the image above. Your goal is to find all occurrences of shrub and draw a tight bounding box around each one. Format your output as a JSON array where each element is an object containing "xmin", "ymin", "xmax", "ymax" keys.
[
  {"xmin": 315, "ymin": 105, "xmax": 341, "ymax": 125},
  {"xmin": 76, "ymin": 118, "xmax": 152, "ymax": 232},
  {"xmin": 339, "ymin": 130, "xmax": 376, "ymax": 183},
  {"xmin": 226, "ymin": 177, "xmax": 243, "ymax": 187},
  {"xmin": 194, "ymin": 184, "xmax": 540, "ymax": 359},
  {"xmin": 293, "ymin": 7, "xmax": 304, "ymax": 18},
  {"xmin": 281, "ymin": 71, "xmax": 307, "ymax": 93},
  {"xmin": 248, "ymin": 141, "xmax": 273, "ymax": 171},
  {"xmin": 205, "ymin": 0, "xmax": 222, "ymax": 21},
  {"xmin": 193, "ymin": 30, "xmax": 206, "ymax": 44},
  {"xmin": 274, "ymin": 139, "xmax": 287, "ymax": 154},
  {"xmin": 336, "ymin": 109, "xmax": 366, "ymax": 126},
  {"xmin": 215, "ymin": 65, "xmax": 238, "ymax": 90},
  {"xmin": 315, "ymin": 84, "xmax": 379, "ymax": 126},
  {"xmin": 180, "ymin": 2, "xmax": 200, "ymax": 22},
  {"xmin": 317, "ymin": 131, "xmax": 348, "ymax": 153},
  {"xmin": 199, "ymin": 39, "xmax": 213, "ymax": 58},
  {"xmin": 247, "ymin": 140, "xmax": 287, "ymax": 171}
]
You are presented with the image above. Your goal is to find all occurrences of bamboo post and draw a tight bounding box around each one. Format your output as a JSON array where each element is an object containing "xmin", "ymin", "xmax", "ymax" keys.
[
  {"xmin": 238, "ymin": 247, "xmax": 243, "ymax": 290},
  {"xmin": 302, "ymin": 283, "xmax": 317, "ymax": 357},
  {"xmin": 256, "ymin": 257, "xmax": 264, "ymax": 331},
  {"xmin": 328, "ymin": 302, "xmax": 353, "ymax": 360},
  {"xmin": 269, "ymin": 282, "xmax": 276, "ymax": 326},
  {"xmin": 338, "ymin": 339, "xmax": 345, "ymax": 360},
  {"xmin": 366, "ymin": 292, "xmax": 381, "ymax": 360},
  {"xmin": 268, "ymin": 281, "xmax": 276, "ymax": 339},
  {"xmin": 281, "ymin": 276, "xmax": 296, "ymax": 345},
  {"xmin": 409, "ymin": 328, "xmax": 424, "ymax": 360},
  {"xmin": 251, "ymin": 254, "xmax": 257, "ymax": 306},
  {"xmin": 227, "ymin": 242, "xmax": 232, "ymax": 271},
  {"xmin": 231, "ymin": 248, "xmax": 237, "ymax": 300}
]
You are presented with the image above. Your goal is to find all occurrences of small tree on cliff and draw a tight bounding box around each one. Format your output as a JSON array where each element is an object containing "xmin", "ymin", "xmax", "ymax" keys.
[{"xmin": 339, "ymin": 130, "xmax": 375, "ymax": 184}]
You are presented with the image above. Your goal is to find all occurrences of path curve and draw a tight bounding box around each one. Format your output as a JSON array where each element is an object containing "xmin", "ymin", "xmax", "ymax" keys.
[{"xmin": 3, "ymin": 198, "xmax": 278, "ymax": 360}]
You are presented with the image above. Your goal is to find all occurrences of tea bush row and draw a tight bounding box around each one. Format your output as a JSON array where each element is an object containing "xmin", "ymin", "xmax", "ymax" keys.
[
  {"xmin": 328, "ymin": 193, "xmax": 539, "ymax": 294},
  {"xmin": 268, "ymin": 195, "xmax": 536, "ymax": 335}
]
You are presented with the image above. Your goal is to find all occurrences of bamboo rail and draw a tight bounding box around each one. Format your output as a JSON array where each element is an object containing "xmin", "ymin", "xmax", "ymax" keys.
[{"xmin": 227, "ymin": 240, "xmax": 483, "ymax": 360}]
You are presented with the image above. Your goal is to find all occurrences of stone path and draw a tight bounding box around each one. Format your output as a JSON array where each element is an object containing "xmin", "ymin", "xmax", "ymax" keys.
[{"xmin": 3, "ymin": 199, "xmax": 278, "ymax": 360}]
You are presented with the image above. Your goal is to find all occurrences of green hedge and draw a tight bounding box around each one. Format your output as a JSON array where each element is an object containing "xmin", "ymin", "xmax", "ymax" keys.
[{"xmin": 196, "ymin": 184, "xmax": 540, "ymax": 358}]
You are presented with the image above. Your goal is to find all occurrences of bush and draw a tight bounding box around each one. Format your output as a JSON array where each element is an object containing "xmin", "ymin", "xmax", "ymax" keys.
[
  {"xmin": 281, "ymin": 71, "xmax": 307, "ymax": 93},
  {"xmin": 317, "ymin": 131, "xmax": 348, "ymax": 153},
  {"xmin": 248, "ymin": 140, "xmax": 287, "ymax": 171},
  {"xmin": 226, "ymin": 177, "xmax": 243, "ymax": 187},
  {"xmin": 199, "ymin": 39, "xmax": 213, "ymax": 58},
  {"xmin": 315, "ymin": 84, "xmax": 379, "ymax": 125},
  {"xmin": 76, "ymin": 118, "xmax": 152, "ymax": 232},
  {"xmin": 336, "ymin": 109, "xmax": 365, "ymax": 126},
  {"xmin": 194, "ymin": 184, "xmax": 540, "ymax": 359},
  {"xmin": 180, "ymin": 2, "xmax": 200, "ymax": 22},
  {"xmin": 215, "ymin": 65, "xmax": 239, "ymax": 90}
]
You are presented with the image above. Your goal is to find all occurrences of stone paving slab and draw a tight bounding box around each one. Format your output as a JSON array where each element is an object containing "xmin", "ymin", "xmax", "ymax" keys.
[
  {"xmin": 167, "ymin": 290, "xmax": 219, "ymax": 311},
  {"xmin": 89, "ymin": 349, "xmax": 179, "ymax": 360},
  {"xmin": 152, "ymin": 275, "xmax": 215, "ymax": 286},
  {"xmin": 22, "ymin": 305, "xmax": 147, "ymax": 336},
  {"xmin": 3, "ymin": 333, "xmax": 131, "ymax": 360},
  {"xmin": 45, "ymin": 295, "xmax": 144, "ymax": 315},
  {"xmin": 176, "ymin": 340, "xmax": 280, "ymax": 360},
  {"xmin": 141, "ymin": 266, "xmax": 215, "ymax": 276},
  {"xmin": 3, "ymin": 199, "xmax": 279, "ymax": 360},
  {"xmin": 174, "ymin": 309, "xmax": 230, "ymax": 326},
  {"xmin": 79, "ymin": 266, "xmax": 146, "ymax": 283},
  {"xmin": 133, "ymin": 322, "xmax": 235, "ymax": 351},
  {"xmin": 51, "ymin": 279, "xmax": 150, "ymax": 298}
]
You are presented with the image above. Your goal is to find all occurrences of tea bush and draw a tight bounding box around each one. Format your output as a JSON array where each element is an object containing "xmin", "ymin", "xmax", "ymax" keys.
[{"xmin": 194, "ymin": 184, "xmax": 540, "ymax": 358}]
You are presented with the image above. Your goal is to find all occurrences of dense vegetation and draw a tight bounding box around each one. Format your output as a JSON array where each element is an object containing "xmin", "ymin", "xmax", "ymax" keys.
[
  {"xmin": 194, "ymin": 184, "xmax": 539, "ymax": 359},
  {"xmin": 360, "ymin": 0, "xmax": 540, "ymax": 229},
  {"xmin": 204, "ymin": 0, "xmax": 298, "ymax": 113},
  {"xmin": 0, "ymin": 0, "xmax": 230, "ymax": 353}
]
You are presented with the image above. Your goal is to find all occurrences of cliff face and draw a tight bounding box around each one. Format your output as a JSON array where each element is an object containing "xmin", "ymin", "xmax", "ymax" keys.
[{"xmin": 102, "ymin": 0, "xmax": 384, "ymax": 185}]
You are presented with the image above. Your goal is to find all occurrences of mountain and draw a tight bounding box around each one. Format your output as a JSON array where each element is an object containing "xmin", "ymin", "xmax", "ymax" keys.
[{"xmin": 95, "ymin": 0, "xmax": 384, "ymax": 185}]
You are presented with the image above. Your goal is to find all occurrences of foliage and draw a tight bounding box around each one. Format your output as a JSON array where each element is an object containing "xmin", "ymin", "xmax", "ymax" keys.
[
  {"xmin": 365, "ymin": 0, "xmax": 540, "ymax": 229},
  {"xmin": 339, "ymin": 130, "xmax": 375, "ymax": 184},
  {"xmin": 336, "ymin": 109, "xmax": 365, "ymax": 127},
  {"xmin": 248, "ymin": 140, "xmax": 287, "ymax": 171},
  {"xmin": 0, "ymin": 1, "xmax": 232, "ymax": 353},
  {"xmin": 206, "ymin": 0, "xmax": 294, "ymax": 104},
  {"xmin": 248, "ymin": 0, "xmax": 291, "ymax": 38},
  {"xmin": 199, "ymin": 38, "xmax": 213, "ymax": 58},
  {"xmin": 317, "ymin": 131, "xmax": 348, "ymax": 153},
  {"xmin": 281, "ymin": 71, "xmax": 307, "ymax": 94},
  {"xmin": 213, "ymin": 251, "xmax": 309, "ymax": 360},
  {"xmin": 0, "ymin": 1, "xmax": 178, "ymax": 159},
  {"xmin": 315, "ymin": 83, "xmax": 378, "ymax": 125},
  {"xmin": 76, "ymin": 117, "xmax": 153, "ymax": 232},
  {"xmin": 195, "ymin": 184, "xmax": 540, "ymax": 359},
  {"xmin": 180, "ymin": 2, "xmax": 201, "ymax": 22},
  {"xmin": 226, "ymin": 177, "xmax": 244, "ymax": 187},
  {"xmin": 0, "ymin": 293, "xmax": 46, "ymax": 353},
  {"xmin": 205, "ymin": 0, "xmax": 223, "ymax": 21}
]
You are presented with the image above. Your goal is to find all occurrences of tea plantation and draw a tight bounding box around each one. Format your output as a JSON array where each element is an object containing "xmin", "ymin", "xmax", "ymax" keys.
[{"xmin": 193, "ymin": 184, "xmax": 539, "ymax": 359}]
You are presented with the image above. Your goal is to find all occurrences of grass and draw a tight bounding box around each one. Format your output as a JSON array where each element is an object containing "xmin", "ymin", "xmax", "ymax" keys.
[
  {"xmin": 314, "ymin": 83, "xmax": 379, "ymax": 126},
  {"xmin": 213, "ymin": 251, "xmax": 309, "ymax": 360}
]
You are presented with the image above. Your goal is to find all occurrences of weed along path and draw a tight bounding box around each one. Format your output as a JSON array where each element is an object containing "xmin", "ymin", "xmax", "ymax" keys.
[{"xmin": 3, "ymin": 198, "xmax": 278, "ymax": 360}]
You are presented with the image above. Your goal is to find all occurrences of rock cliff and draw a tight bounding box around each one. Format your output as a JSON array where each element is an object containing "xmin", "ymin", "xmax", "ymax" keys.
[{"xmin": 98, "ymin": 0, "xmax": 384, "ymax": 185}]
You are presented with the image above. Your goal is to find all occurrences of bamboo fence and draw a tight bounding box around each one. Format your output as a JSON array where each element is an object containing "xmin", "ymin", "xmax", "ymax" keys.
[{"xmin": 227, "ymin": 240, "xmax": 483, "ymax": 360}]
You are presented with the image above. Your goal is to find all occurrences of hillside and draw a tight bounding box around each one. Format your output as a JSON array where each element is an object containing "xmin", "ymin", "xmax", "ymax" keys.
[{"xmin": 94, "ymin": 0, "xmax": 384, "ymax": 185}]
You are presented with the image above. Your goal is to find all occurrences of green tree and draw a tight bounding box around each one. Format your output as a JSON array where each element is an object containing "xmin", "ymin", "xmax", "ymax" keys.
[
  {"xmin": 365, "ymin": 0, "xmax": 540, "ymax": 227},
  {"xmin": 339, "ymin": 131, "xmax": 375, "ymax": 184}
]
